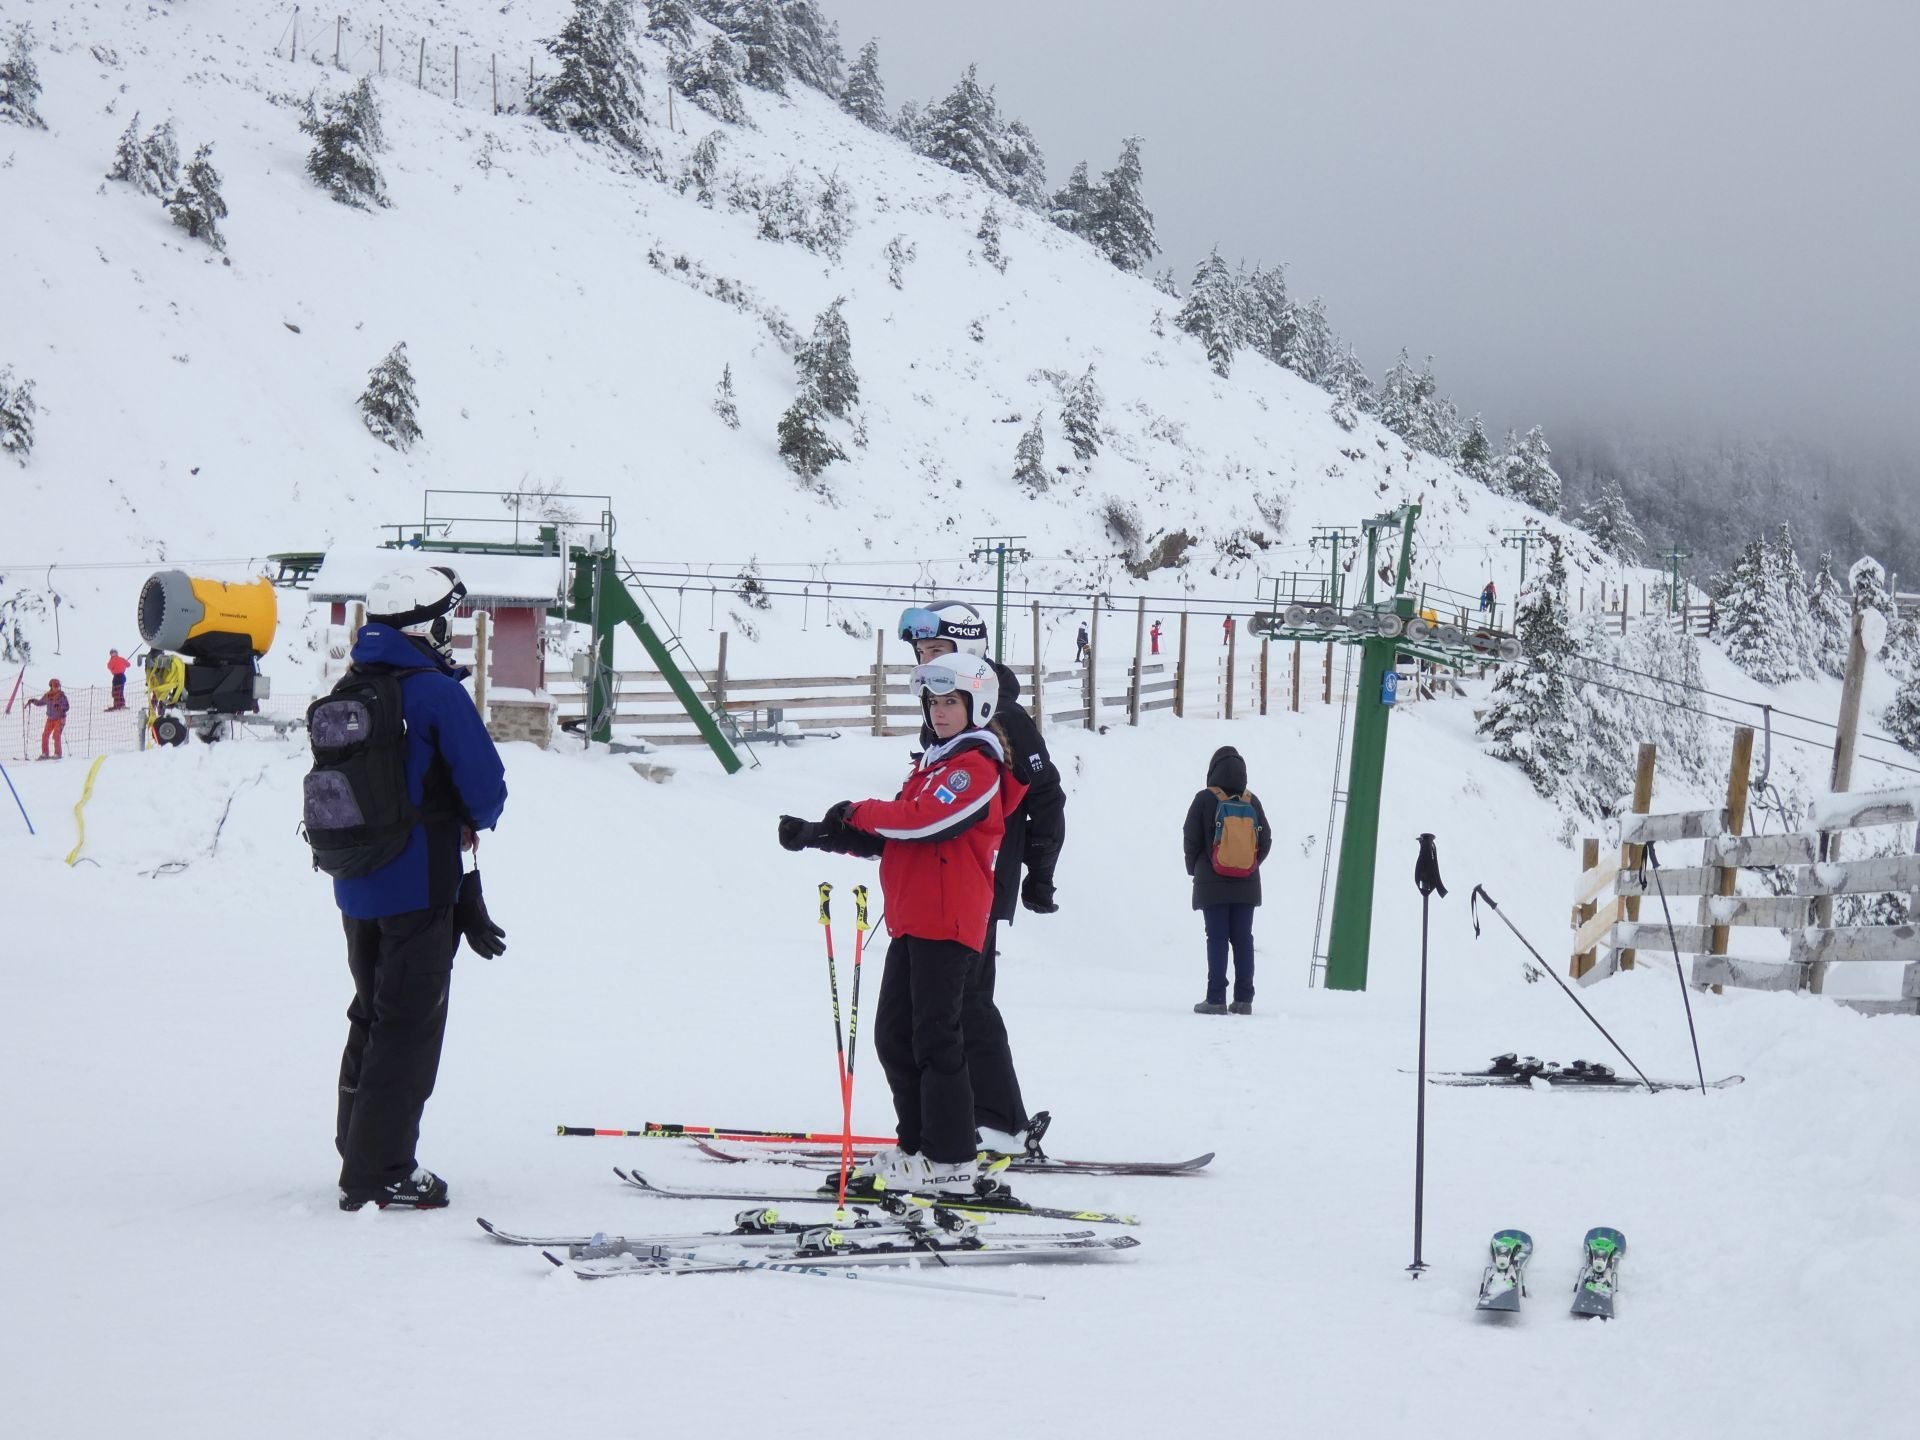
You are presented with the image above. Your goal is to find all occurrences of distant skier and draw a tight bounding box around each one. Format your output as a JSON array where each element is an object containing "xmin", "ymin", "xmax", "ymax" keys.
[
  {"xmin": 306, "ymin": 564, "xmax": 508, "ymax": 1213},
  {"xmin": 1075, "ymin": 621, "xmax": 1090, "ymax": 665},
  {"xmin": 26, "ymin": 678, "xmax": 68, "ymax": 759},
  {"xmin": 1479, "ymin": 581, "xmax": 1496, "ymax": 615},
  {"xmin": 1222, "ymin": 615, "xmax": 1233, "ymax": 646},
  {"xmin": 1183, "ymin": 746, "xmax": 1271, "ymax": 1015},
  {"xmin": 777, "ymin": 648, "xmax": 1028, "ymax": 1197},
  {"xmin": 1150, "ymin": 620, "xmax": 1162, "ymax": 656},
  {"xmin": 106, "ymin": 649, "xmax": 130, "ymax": 709}
]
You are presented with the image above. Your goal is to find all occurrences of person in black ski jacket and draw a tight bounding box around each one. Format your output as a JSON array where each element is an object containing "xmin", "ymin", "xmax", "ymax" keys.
[
  {"xmin": 1182, "ymin": 746, "xmax": 1271, "ymax": 1015},
  {"xmin": 897, "ymin": 601, "xmax": 1065, "ymax": 1156}
]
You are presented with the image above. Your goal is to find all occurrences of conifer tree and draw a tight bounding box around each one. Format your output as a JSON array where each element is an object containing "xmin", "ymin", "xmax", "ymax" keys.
[
  {"xmin": 1325, "ymin": 345, "xmax": 1371, "ymax": 431},
  {"xmin": 841, "ymin": 39, "xmax": 887, "ymax": 129},
  {"xmin": 975, "ymin": 202, "xmax": 1005, "ymax": 273},
  {"xmin": 996, "ymin": 118, "xmax": 1048, "ymax": 211},
  {"xmin": 727, "ymin": 0, "xmax": 790, "ymax": 95},
  {"xmin": 672, "ymin": 36, "xmax": 748, "ymax": 123},
  {"xmin": 1151, "ymin": 267, "xmax": 1179, "ymax": 298},
  {"xmin": 1238, "ymin": 265, "xmax": 1290, "ymax": 365},
  {"xmin": 1806, "ymin": 552, "xmax": 1851, "ymax": 678},
  {"xmin": 1085, "ymin": 136, "xmax": 1157, "ymax": 272},
  {"xmin": 1062, "ymin": 367, "xmax": 1102, "ymax": 462},
  {"xmin": 712, "ymin": 363, "xmax": 740, "ymax": 428},
  {"xmin": 1716, "ymin": 537, "xmax": 1798, "ymax": 683},
  {"xmin": 797, "ymin": 297, "xmax": 857, "ymax": 418},
  {"xmin": 1576, "ymin": 475, "xmax": 1645, "ymax": 561},
  {"xmin": 646, "ymin": 0, "xmax": 697, "ymax": 48},
  {"xmin": 359, "ymin": 342, "xmax": 422, "ymax": 451},
  {"xmin": 1407, "ymin": 357, "xmax": 1459, "ymax": 460},
  {"xmin": 0, "ymin": 24, "xmax": 45, "ymax": 129},
  {"xmin": 530, "ymin": 0, "xmax": 650, "ymax": 159},
  {"xmin": 884, "ymin": 233, "xmax": 916, "ymax": 288},
  {"xmin": 779, "ymin": 1, "xmax": 845, "ymax": 94},
  {"xmin": 1885, "ymin": 666, "xmax": 1920, "ymax": 758},
  {"xmin": 1496, "ymin": 425, "xmax": 1562, "ymax": 513},
  {"xmin": 1458, "ymin": 413, "xmax": 1493, "ymax": 480},
  {"xmin": 0, "ymin": 366, "xmax": 36, "ymax": 467},
  {"xmin": 1013, "ymin": 411, "xmax": 1048, "ymax": 491},
  {"xmin": 1374, "ymin": 349, "xmax": 1420, "ymax": 440},
  {"xmin": 922, "ymin": 65, "xmax": 1005, "ymax": 193},
  {"xmin": 301, "ymin": 78, "xmax": 388, "ymax": 210},
  {"xmin": 107, "ymin": 114, "xmax": 180, "ymax": 197},
  {"xmin": 1176, "ymin": 248, "xmax": 1238, "ymax": 378},
  {"xmin": 777, "ymin": 399, "xmax": 843, "ymax": 483},
  {"xmin": 165, "ymin": 143, "xmax": 229, "ymax": 251},
  {"xmin": 1049, "ymin": 161, "xmax": 1095, "ymax": 236},
  {"xmin": 892, "ymin": 99, "xmax": 930, "ymax": 151},
  {"xmin": 1478, "ymin": 536, "xmax": 1579, "ymax": 798},
  {"xmin": 1769, "ymin": 524, "xmax": 1815, "ymax": 672}
]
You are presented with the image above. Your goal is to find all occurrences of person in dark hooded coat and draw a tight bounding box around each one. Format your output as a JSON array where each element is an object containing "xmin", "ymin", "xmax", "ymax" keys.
[{"xmin": 1181, "ymin": 746, "xmax": 1271, "ymax": 1014}]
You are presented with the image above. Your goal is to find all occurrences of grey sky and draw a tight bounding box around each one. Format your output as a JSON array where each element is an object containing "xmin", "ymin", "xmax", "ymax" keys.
[{"xmin": 827, "ymin": 0, "xmax": 1919, "ymax": 450}]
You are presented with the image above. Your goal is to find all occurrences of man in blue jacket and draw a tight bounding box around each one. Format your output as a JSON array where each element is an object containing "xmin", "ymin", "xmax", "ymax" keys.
[{"xmin": 331, "ymin": 564, "xmax": 507, "ymax": 1212}]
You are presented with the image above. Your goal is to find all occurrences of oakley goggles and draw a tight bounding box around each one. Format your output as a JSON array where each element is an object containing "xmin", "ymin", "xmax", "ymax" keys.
[{"xmin": 898, "ymin": 607, "xmax": 946, "ymax": 642}]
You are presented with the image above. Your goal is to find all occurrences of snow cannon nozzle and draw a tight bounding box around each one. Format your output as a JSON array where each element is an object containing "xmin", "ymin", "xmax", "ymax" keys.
[{"xmin": 1414, "ymin": 833, "xmax": 1447, "ymax": 899}]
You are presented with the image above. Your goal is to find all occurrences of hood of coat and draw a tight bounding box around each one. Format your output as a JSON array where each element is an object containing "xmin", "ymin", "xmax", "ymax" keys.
[
  {"xmin": 350, "ymin": 623, "xmax": 469, "ymax": 679},
  {"xmin": 1207, "ymin": 745, "xmax": 1247, "ymax": 793}
]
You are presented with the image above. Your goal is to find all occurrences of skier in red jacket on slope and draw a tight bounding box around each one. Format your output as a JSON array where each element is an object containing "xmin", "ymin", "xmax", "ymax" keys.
[{"xmin": 777, "ymin": 651, "xmax": 1027, "ymax": 1199}]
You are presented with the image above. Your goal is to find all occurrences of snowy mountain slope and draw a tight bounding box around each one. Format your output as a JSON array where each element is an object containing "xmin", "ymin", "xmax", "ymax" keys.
[{"xmin": 1, "ymin": 0, "xmax": 1619, "ymax": 685}]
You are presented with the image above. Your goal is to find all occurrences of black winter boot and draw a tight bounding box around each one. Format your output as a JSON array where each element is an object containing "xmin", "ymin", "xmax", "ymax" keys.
[{"xmin": 340, "ymin": 1167, "xmax": 449, "ymax": 1212}]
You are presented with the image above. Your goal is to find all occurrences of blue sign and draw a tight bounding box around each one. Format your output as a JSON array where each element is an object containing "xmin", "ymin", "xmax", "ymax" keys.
[{"xmin": 1380, "ymin": 670, "xmax": 1400, "ymax": 706}]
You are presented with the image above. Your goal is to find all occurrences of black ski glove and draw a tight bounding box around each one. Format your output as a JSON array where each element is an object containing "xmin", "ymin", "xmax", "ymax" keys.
[
  {"xmin": 1021, "ymin": 873, "xmax": 1059, "ymax": 914},
  {"xmin": 777, "ymin": 815, "xmax": 826, "ymax": 852},
  {"xmin": 455, "ymin": 869, "xmax": 508, "ymax": 960}
]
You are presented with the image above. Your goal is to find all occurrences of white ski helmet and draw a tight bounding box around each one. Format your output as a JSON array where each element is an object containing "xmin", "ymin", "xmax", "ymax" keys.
[
  {"xmin": 365, "ymin": 563, "xmax": 467, "ymax": 661},
  {"xmin": 911, "ymin": 651, "xmax": 1000, "ymax": 726},
  {"xmin": 898, "ymin": 600, "xmax": 989, "ymax": 659}
]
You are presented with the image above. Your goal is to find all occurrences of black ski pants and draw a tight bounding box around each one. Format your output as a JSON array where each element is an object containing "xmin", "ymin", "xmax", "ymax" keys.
[
  {"xmin": 872, "ymin": 935, "xmax": 977, "ymax": 1165},
  {"xmin": 964, "ymin": 920, "xmax": 1028, "ymax": 1136},
  {"xmin": 336, "ymin": 906, "xmax": 456, "ymax": 1197}
]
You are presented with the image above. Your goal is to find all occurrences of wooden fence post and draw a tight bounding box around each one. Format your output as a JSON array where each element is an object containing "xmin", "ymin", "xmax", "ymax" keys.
[
  {"xmin": 418, "ymin": 36, "xmax": 425, "ymax": 87},
  {"xmin": 1572, "ymin": 836, "xmax": 1600, "ymax": 979},
  {"xmin": 713, "ymin": 631, "xmax": 729, "ymax": 715},
  {"xmin": 1617, "ymin": 743, "xmax": 1657, "ymax": 970},
  {"xmin": 1812, "ymin": 604, "xmax": 1870, "ymax": 993},
  {"xmin": 1291, "ymin": 640, "xmax": 1301, "ymax": 712},
  {"xmin": 870, "ymin": 629, "xmax": 885, "ymax": 736},
  {"xmin": 1259, "ymin": 637, "xmax": 1270, "ymax": 715},
  {"xmin": 1174, "ymin": 612, "xmax": 1188, "ymax": 718},
  {"xmin": 1706, "ymin": 726, "xmax": 1754, "ymax": 986},
  {"xmin": 290, "ymin": 6, "xmax": 300, "ymax": 63},
  {"xmin": 1224, "ymin": 618, "xmax": 1237, "ymax": 719},
  {"xmin": 335, "ymin": 15, "xmax": 342, "ymax": 68},
  {"xmin": 1031, "ymin": 601, "xmax": 1043, "ymax": 732},
  {"xmin": 472, "ymin": 609, "xmax": 490, "ymax": 717},
  {"xmin": 1129, "ymin": 596, "xmax": 1146, "ymax": 726},
  {"xmin": 1083, "ymin": 602, "xmax": 1099, "ymax": 730}
]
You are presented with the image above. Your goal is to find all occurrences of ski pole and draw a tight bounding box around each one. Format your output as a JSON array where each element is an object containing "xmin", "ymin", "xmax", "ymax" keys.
[
  {"xmin": 652, "ymin": 1246, "xmax": 1046, "ymax": 1301},
  {"xmin": 1408, "ymin": 834, "xmax": 1448, "ymax": 1278},
  {"xmin": 839, "ymin": 883, "xmax": 871, "ymax": 1206},
  {"xmin": 556, "ymin": 1123, "xmax": 895, "ymax": 1144},
  {"xmin": 1469, "ymin": 885, "xmax": 1655, "ymax": 1091},
  {"xmin": 1645, "ymin": 843, "xmax": 1709, "ymax": 1094},
  {"xmin": 820, "ymin": 881, "xmax": 855, "ymax": 1208},
  {"xmin": 0, "ymin": 758, "xmax": 32, "ymax": 836}
]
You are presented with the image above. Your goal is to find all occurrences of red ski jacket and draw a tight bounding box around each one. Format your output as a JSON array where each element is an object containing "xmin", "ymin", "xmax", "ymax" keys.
[{"xmin": 846, "ymin": 731, "xmax": 1026, "ymax": 953}]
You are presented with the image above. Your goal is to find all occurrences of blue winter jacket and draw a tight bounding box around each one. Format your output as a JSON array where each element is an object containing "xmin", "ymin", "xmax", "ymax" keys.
[{"xmin": 331, "ymin": 625, "xmax": 508, "ymax": 921}]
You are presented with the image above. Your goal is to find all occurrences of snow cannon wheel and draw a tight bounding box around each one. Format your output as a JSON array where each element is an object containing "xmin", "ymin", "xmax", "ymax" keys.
[{"xmin": 153, "ymin": 715, "xmax": 190, "ymax": 747}]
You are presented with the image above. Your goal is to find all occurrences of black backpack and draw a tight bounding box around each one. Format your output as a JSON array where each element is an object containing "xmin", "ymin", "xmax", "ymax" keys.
[{"xmin": 303, "ymin": 666, "xmax": 429, "ymax": 878}]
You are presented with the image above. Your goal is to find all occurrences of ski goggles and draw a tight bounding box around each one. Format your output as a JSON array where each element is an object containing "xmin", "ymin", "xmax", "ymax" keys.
[
  {"xmin": 898, "ymin": 607, "xmax": 946, "ymax": 642},
  {"xmin": 909, "ymin": 663, "xmax": 984, "ymax": 697}
]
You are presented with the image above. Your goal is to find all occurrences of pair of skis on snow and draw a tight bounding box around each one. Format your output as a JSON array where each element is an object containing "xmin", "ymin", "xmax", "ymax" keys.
[
  {"xmin": 1423, "ymin": 1054, "xmax": 1744, "ymax": 1092},
  {"xmin": 1477, "ymin": 1227, "xmax": 1626, "ymax": 1318}
]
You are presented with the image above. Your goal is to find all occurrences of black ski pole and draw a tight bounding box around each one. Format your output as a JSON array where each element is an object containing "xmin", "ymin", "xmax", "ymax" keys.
[
  {"xmin": 1469, "ymin": 885, "xmax": 1656, "ymax": 1091},
  {"xmin": 1408, "ymin": 833, "xmax": 1447, "ymax": 1278},
  {"xmin": 1644, "ymin": 843, "xmax": 1709, "ymax": 1094}
]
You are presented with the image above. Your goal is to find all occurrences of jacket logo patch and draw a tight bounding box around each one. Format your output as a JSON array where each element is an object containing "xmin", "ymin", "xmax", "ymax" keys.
[
  {"xmin": 934, "ymin": 786, "xmax": 958, "ymax": 805},
  {"xmin": 1028, "ymin": 753, "xmax": 1044, "ymax": 770},
  {"xmin": 947, "ymin": 770, "xmax": 972, "ymax": 793}
]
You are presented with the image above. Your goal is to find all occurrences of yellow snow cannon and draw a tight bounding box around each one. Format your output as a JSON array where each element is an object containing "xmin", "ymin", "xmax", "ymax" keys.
[{"xmin": 137, "ymin": 571, "xmax": 278, "ymax": 661}]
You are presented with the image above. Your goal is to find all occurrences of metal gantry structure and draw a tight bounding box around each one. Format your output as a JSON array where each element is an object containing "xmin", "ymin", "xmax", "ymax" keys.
[
  {"xmin": 1252, "ymin": 503, "xmax": 1522, "ymax": 992},
  {"xmin": 969, "ymin": 535, "xmax": 1031, "ymax": 663}
]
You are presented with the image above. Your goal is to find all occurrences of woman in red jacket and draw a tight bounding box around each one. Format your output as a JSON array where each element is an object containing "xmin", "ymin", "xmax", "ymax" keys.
[{"xmin": 778, "ymin": 652, "xmax": 1025, "ymax": 1198}]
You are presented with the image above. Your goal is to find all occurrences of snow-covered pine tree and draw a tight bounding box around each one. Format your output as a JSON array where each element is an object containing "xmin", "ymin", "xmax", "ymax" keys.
[
  {"xmin": 841, "ymin": 39, "xmax": 887, "ymax": 129},
  {"xmin": 1062, "ymin": 367, "xmax": 1102, "ymax": 461},
  {"xmin": 921, "ymin": 65, "xmax": 1007, "ymax": 193},
  {"xmin": 672, "ymin": 36, "xmax": 748, "ymax": 123},
  {"xmin": 1049, "ymin": 161, "xmax": 1095, "ymax": 237},
  {"xmin": 1477, "ymin": 536, "xmax": 1579, "ymax": 800},
  {"xmin": 1806, "ymin": 551, "xmax": 1851, "ymax": 678},
  {"xmin": 1568, "ymin": 607, "xmax": 1638, "ymax": 817},
  {"xmin": 1176, "ymin": 248, "xmax": 1238, "ymax": 378},
  {"xmin": 1152, "ymin": 267, "xmax": 1179, "ymax": 298},
  {"xmin": 1325, "ymin": 345, "xmax": 1371, "ymax": 431},
  {"xmin": 1769, "ymin": 524, "xmax": 1815, "ymax": 675},
  {"xmin": 645, "ymin": 0, "xmax": 697, "ymax": 48},
  {"xmin": 1496, "ymin": 425, "xmax": 1562, "ymax": 513},
  {"xmin": 1407, "ymin": 358, "xmax": 1459, "ymax": 461},
  {"xmin": 1716, "ymin": 537, "xmax": 1799, "ymax": 684},
  {"xmin": 1886, "ymin": 665, "xmax": 1920, "ymax": 757},
  {"xmin": 530, "ymin": 0, "xmax": 650, "ymax": 159},
  {"xmin": 1575, "ymin": 475, "xmax": 1645, "ymax": 561},
  {"xmin": 678, "ymin": 129, "xmax": 726, "ymax": 202},
  {"xmin": 165, "ymin": 143, "xmax": 229, "ymax": 251},
  {"xmin": 0, "ymin": 24, "xmax": 45, "ymax": 129},
  {"xmin": 1373, "ymin": 349, "xmax": 1420, "ymax": 440},
  {"xmin": 1280, "ymin": 295, "xmax": 1331, "ymax": 382},
  {"xmin": 776, "ymin": 399, "xmax": 844, "ymax": 484},
  {"xmin": 301, "ymin": 78, "xmax": 388, "ymax": 210},
  {"xmin": 712, "ymin": 364, "xmax": 740, "ymax": 428},
  {"xmin": 1013, "ymin": 411, "xmax": 1048, "ymax": 491},
  {"xmin": 975, "ymin": 202, "xmax": 1005, "ymax": 273},
  {"xmin": 359, "ymin": 342, "xmax": 421, "ymax": 451},
  {"xmin": 796, "ymin": 297, "xmax": 857, "ymax": 418},
  {"xmin": 1085, "ymin": 136, "xmax": 1157, "ymax": 272},
  {"xmin": 779, "ymin": 1, "xmax": 845, "ymax": 94},
  {"xmin": 0, "ymin": 367, "xmax": 36, "ymax": 467},
  {"xmin": 996, "ymin": 118, "xmax": 1049, "ymax": 212},
  {"xmin": 884, "ymin": 233, "xmax": 916, "ymax": 287},
  {"xmin": 892, "ymin": 99, "xmax": 930, "ymax": 151},
  {"xmin": 107, "ymin": 114, "xmax": 180, "ymax": 197},
  {"xmin": 726, "ymin": 0, "xmax": 790, "ymax": 95},
  {"xmin": 1238, "ymin": 265, "xmax": 1289, "ymax": 365},
  {"xmin": 1458, "ymin": 413, "xmax": 1493, "ymax": 481}
]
